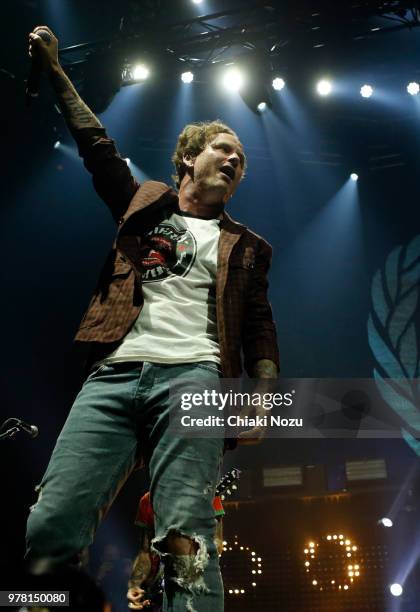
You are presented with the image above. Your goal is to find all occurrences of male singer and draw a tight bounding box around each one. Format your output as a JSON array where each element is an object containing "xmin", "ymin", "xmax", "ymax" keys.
[{"xmin": 25, "ymin": 25, "xmax": 279, "ymax": 611}]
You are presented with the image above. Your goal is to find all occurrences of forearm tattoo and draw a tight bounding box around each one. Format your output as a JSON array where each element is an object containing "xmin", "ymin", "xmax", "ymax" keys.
[
  {"xmin": 50, "ymin": 67, "xmax": 102, "ymax": 131},
  {"xmin": 129, "ymin": 552, "xmax": 152, "ymax": 588},
  {"xmin": 253, "ymin": 359, "xmax": 278, "ymax": 379}
]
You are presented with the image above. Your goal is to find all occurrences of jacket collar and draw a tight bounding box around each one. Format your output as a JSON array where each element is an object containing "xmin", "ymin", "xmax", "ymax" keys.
[{"xmin": 220, "ymin": 209, "xmax": 247, "ymax": 235}]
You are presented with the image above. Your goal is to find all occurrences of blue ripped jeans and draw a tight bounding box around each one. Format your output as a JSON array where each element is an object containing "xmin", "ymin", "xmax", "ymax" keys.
[{"xmin": 26, "ymin": 361, "xmax": 225, "ymax": 612}]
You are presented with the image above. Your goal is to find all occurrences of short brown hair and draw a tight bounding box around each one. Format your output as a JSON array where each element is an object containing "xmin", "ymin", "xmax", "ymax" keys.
[{"xmin": 171, "ymin": 120, "xmax": 246, "ymax": 188}]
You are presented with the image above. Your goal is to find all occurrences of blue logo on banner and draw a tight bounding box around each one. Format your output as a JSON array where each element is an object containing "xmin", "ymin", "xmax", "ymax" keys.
[{"xmin": 368, "ymin": 235, "xmax": 420, "ymax": 455}]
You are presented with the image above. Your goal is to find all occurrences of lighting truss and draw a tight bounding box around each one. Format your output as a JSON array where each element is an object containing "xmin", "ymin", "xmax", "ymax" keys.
[
  {"xmin": 53, "ymin": 0, "xmax": 420, "ymax": 113},
  {"xmin": 58, "ymin": 1, "xmax": 420, "ymax": 72}
]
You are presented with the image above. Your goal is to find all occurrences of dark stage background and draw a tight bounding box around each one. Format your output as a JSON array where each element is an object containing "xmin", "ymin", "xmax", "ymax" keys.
[{"xmin": 1, "ymin": 1, "xmax": 420, "ymax": 611}]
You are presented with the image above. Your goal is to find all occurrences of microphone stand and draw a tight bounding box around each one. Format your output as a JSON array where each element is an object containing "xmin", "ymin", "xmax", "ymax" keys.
[{"xmin": 0, "ymin": 418, "xmax": 34, "ymax": 440}]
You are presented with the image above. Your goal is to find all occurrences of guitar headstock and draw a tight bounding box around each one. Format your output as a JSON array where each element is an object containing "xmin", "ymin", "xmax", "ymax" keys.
[{"xmin": 215, "ymin": 468, "xmax": 241, "ymax": 500}]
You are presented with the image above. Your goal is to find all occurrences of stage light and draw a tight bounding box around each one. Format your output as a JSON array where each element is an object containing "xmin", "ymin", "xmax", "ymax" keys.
[
  {"xmin": 379, "ymin": 517, "xmax": 393, "ymax": 527},
  {"xmin": 407, "ymin": 81, "xmax": 420, "ymax": 95},
  {"xmin": 224, "ymin": 539, "xmax": 263, "ymax": 592},
  {"xmin": 222, "ymin": 67, "xmax": 244, "ymax": 92},
  {"xmin": 133, "ymin": 64, "xmax": 150, "ymax": 81},
  {"xmin": 306, "ymin": 534, "xmax": 361, "ymax": 591},
  {"xmin": 257, "ymin": 101, "xmax": 267, "ymax": 112},
  {"xmin": 360, "ymin": 84, "xmax": 373, "ymax": 98},
  {"xmin": 192, "ymin": 0, "xmax": 203, "ymax": 3},
  {"xmin": 390, "ymin": 583, "xmax": 403, "ymax": 597},
  {"xmin": 181, "ymin": 71, "xmax": 194, "ymax": 83},
  {"xmin": 317, "ymin": 79, "xmax": 332, "ymax": 96},
  {"xmin": 54, "ymin": 140, "xmax": 61, "ymax": 149},
  {"xmin": 350, "ymin": 173, "xmax": 358, "ymax": 181},
  {"xmin": 344, "ymin": 585, "xmax": 349, "ymax": 590},
  {"xmin": 272, "ymin": 77, "xmax": 285, "ymax": 91}
]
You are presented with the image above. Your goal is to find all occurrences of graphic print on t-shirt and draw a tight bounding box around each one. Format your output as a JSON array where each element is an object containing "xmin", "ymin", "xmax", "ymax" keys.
[{"xmin": 139, "ymin": 222, "xmax": 197, "ymax": 283}]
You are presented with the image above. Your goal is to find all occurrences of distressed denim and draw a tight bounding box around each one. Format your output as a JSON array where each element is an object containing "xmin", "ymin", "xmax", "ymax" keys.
[{"xmin": 26, "ymin": 361, "xmax": 225, "ymax": 612}]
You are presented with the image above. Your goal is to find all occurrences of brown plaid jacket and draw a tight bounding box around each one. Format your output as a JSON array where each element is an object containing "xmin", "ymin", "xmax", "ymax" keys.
[{"xmin": 73, "ymin": 128, "xmax": 279, "ymax": 378}]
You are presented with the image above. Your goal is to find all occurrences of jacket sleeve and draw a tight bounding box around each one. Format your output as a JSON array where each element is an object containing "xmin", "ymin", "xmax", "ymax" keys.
[
  {"xmin": 73, "ymin": 127, "xmax": 140, "ymax": 223},
  {"xmin": 242, "ymin": 239, "xmax": 280, "ymax": 376}
]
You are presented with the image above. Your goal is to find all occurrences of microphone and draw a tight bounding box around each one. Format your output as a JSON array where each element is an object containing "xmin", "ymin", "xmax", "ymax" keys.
[
  {"xmin": 26, "ymin": 29, "xmax": 52, "ymax": 104},
  {"xmin": 16, "ymin": 419, "xmax": 39, "ymax": 438}
]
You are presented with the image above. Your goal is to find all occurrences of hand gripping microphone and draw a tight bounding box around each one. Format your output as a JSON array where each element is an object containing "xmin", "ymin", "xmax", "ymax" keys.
[{"xmin": 26, "ymin": 29, "xmax": 52, "ymax": 104}]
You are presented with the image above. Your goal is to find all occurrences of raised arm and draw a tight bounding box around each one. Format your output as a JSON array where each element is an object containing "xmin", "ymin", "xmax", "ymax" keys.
[{"xmin": 28, "ymin": 26, "xmax": 139, "ymax": 221}]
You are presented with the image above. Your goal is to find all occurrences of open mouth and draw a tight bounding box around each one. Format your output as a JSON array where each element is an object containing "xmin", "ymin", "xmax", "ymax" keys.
[{"xmin": 219, "ymin": 165, "xmax": 235, "ymax": 181}]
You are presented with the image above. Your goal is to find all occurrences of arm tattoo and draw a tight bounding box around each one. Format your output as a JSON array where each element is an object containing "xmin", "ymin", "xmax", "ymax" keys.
[
  {"xmin": 128, "ymin": 526, "xmax": 153, "ymax": 588},
  {"xmin": 49, "ymin": 66, "xmax": 102, "ymax": 131},
  {"xmin": 129, "ymin": 551, "xmax": 152, "ymax": 588},
  {"xmin": 252, "ymin": 359, "xmax": 278, "ymax": 395},
  {"xmin": 253, "ymin": 359, "xmax": 278, "ymax": 379}
]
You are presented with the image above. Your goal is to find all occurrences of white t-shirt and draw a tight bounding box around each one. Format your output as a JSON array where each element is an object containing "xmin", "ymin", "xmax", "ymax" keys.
[{"xmin": 104, "ymin": 211, "xmax": 221, "ymax": 365}]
